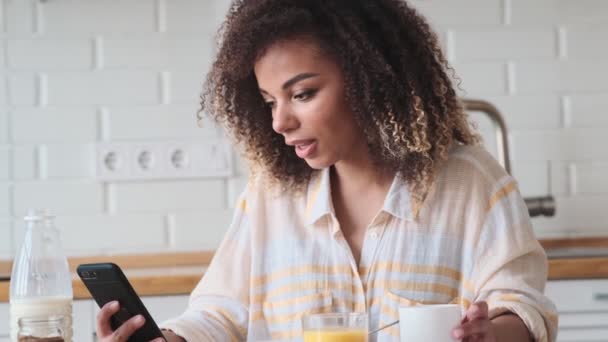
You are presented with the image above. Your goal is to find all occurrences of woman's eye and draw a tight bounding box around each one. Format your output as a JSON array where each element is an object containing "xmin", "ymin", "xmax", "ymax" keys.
[
  {"xmin": 264, "ymin": 101, "xmax": 275, "ymax": 108},
  {"xmin": 293, "ymin": 90, "xmax": 316, "ymax": 101}
]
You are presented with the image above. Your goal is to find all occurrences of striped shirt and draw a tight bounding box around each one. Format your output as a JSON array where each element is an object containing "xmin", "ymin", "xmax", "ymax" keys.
[{"xmin": 161, "ymin": 145, "xmax": 558, "ymax": 341}]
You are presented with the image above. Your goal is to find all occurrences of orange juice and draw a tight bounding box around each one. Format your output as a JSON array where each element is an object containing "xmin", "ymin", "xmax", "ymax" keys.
[{"xmin": 303, "ymin": 329, "xmax": 367, "ymax": 342}]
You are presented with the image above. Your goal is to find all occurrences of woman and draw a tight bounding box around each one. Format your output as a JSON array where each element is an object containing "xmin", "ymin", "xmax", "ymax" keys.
[{"xmin": 96, "ymin": 0, "xmax": 557, "ymax": 341}]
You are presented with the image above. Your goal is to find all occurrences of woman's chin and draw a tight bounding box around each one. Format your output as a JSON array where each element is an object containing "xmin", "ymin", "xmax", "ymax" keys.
[{"xmin": 303, "ymin": 157, "xmax": 333, "ymax": 170}]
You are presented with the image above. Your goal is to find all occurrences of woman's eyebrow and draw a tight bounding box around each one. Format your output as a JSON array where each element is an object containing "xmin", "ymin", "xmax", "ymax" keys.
[
  {"xmin": 281, "ymin": 73, "xmax": 319, "ymax": 90},
  {"xmin": 259, "ymin": 73, "xmax": 320, "ymax": 95}
]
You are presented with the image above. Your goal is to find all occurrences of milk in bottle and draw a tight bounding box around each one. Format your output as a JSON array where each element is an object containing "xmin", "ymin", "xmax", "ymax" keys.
[{"xmin": 9, "ymin": 210, "xmax": 73, "ymax": 342}]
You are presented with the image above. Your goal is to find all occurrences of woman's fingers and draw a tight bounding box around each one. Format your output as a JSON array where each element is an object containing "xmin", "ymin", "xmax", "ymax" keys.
[
  {"xmin": 453, "ymin": 319, "xmax": 492, "ymax": 340},
  {"xmin": 96, "ymin": 301, "xmax": 120, "ymax": 338},
  {"xmin": 112, "ymin": 314, "xmax": 146, "ymax": 342},
  {"xmin": 466, "ymin": 301, "xmax": 489, "ymax": 321}
]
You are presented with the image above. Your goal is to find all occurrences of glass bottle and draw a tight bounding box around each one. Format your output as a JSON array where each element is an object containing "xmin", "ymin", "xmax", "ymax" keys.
[
  {"xmin": 18, "ymin": 316, "xmax": 66, "ymax": 342},
  {"xmin": 9, "ymin": 209, "xmax": 73, "ymax": 342}
]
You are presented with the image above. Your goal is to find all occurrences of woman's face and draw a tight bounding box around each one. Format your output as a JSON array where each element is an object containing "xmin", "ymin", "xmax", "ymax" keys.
[{"xmin": 254, "ymin": 38, "xmax": 366, "ymax": 170}]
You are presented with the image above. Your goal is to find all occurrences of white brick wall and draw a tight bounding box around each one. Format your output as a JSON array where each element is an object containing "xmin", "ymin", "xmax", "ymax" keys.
[
  {"xmin": 103, "ymin": 37, "xmax": 214, "ymax": 69},
  {"xmin": 164, "ymin": 0, "xmax": 232, "ymax": 33},
  {"xmin": 0, "ymin": 219, "xmax": 11, "ymax": 258},
  {"xmin": 170, "ymin": 210, "xmax": 233, "ymax": 250},
  {"xmin": 12, "ymin": 108, "xmax": 97, "ymax": 143},
  {"xmin": 41, "ymin": 0, "xmax": 157, "ymax": 34},
  {"xmin": 0, "ymin": 184, "xmax": 10, "ymax": 217},
  {"xmin": 12, "ymin": 145, "xmax": 37, "ymax": 181},
  {"xmin": 0, "ymin": 147, "xmax": 9, "ymax": 180},
  {"xmin": 8, "ymin": 74, "xmax": 37, "ymax": 105},
  {"xmin": 0, "ymin": 111, "xmax": 7, "ymax": 143},
  {"xmin": 7, "ymin": 39, "xmax": 93, "ymax": 70},
  {"xmin": 106, "ymin": 105, "xmax": 218, "ymax": 140},
  {"xmin": 0, "ymin": 83, "xmax": 7, "ymax": 105},
  {"xmin": 46, "ymin": 71, "xmax": 160, "ymax": 105},
  {"xmin": 567, "ymin": 24, "xmax": 608, "ymax": 58},
  {"xmin": 112, "ymin": 180, "xmax": 225, "ymax": 213},
  {"xmin": 452, "ymin": 62, "xmax": 507, "ymax": 96},
  {"xmin": 13, "ymin": 182, "xmax": 104, "ymax": 217},
  {"xmin": 569, "ymin": 94, "xmax": 608, "ymax": 127},
  {"xmin": 5, "ymin": 0, "xmax": 35, "ymax": 34},
  {"xmin": 452, "ymin": 29, "xmax": 556, "ymax": 61},
  {"xmin": 56, "ymin": 214, "xmax": 167, "ymax": 254},
  {"xmin": 166, "ymin": 70, "xmax": 207, "ymax": 106},
  {"xmin": 484, "ymin": 95, "xmax": 562, "ymax": 129},
  {"xmin": 45, "ymin": 144, "xmax": 95, "ymax": 179},
  {"xmin": 574, "ymin": 162, "xmax": 608, "ymax": 194},
  {"xmin": 0, "ymin": 0, "xmax": 607, "ymax": 258}
]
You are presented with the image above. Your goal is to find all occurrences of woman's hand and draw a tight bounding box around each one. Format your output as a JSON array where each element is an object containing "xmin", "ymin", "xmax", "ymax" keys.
[
  {"xmin": 96, "ymin": 301, "xmax": 165, "ymax": 342},
  {"xmin": 452, "ymin": 301, "xmax": 497, "ymax": 341},
  {"xmin": 161, "ymin": 330, "xmax": 186, "ymax": 342}
]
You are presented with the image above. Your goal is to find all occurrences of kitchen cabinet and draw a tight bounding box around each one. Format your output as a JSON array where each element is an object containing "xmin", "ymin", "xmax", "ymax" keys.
[
  {"xmin": 0, "ymin": 302, "xmax": 8, "ymax": 341},
  {"xmin": 546, "ymin": 279, "xmax": 608, "ymax": 341}
]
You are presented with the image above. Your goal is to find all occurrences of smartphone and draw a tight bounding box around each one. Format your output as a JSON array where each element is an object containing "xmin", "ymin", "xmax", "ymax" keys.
[{"xmin": 77, "ymin": 262, "xmax": 165, "ymax": 342}]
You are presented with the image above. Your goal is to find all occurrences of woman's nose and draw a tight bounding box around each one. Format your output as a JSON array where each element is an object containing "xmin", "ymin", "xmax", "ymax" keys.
[{"xmin": 272, "ymin": 104, "xmax": 298, "ymax": 134}]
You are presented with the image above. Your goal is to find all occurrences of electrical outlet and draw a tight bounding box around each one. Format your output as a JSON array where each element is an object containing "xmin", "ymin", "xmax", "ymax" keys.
[
  {"xmin": 96, "ymin": 143, "xmax": 130, "ymax": 180},
  {"xmin": 165, "ymin": 142, "xmax": 195, "ymax": 178},
  {"xmin": 95, "ymin": 140, "xmax": 233, "ymax": 181},
  {"xmin": 130, "ymin": 143, "xmax": 164, "ymax": 179}
]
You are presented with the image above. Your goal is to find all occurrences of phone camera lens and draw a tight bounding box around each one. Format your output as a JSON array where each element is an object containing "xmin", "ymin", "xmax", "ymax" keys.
[{"xmin": 82, "ymin": 271, "xmax": 90, "ymax": 277}]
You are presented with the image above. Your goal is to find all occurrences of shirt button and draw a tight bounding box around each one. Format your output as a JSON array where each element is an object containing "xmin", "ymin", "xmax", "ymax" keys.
[{"xmin": 369, "ymin": 231, "xmax": 379, "ymax": 239}]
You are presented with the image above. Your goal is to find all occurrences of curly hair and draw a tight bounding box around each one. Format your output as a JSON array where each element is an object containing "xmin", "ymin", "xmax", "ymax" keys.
[{"xmin": 201, "ymin": 0, "xmax": 479, "ymax": 208}]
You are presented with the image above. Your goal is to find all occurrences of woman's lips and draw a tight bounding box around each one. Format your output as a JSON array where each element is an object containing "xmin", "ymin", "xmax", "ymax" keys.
[{"xmin": 295, "ymin": 140, "xmax": 317, "ymax": 159}]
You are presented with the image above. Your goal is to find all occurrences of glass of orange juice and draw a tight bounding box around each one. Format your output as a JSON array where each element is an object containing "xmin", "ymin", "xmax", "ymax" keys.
[{"xmin": 302, "ymin": 312, "xmax": 368, "ymax": 342}]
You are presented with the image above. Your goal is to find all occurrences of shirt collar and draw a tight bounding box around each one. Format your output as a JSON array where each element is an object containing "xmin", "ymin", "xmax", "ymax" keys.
[
  {"xmin": 305, "ymin": 168, "xmax": 416, "ymax": 227},
  {"xmin": 305, "ymin": 168, "xmax": 334, "ymax": 227},
  {"xmin": 381, "ymin": 173, "xmax": 415, "ymax": 222}
]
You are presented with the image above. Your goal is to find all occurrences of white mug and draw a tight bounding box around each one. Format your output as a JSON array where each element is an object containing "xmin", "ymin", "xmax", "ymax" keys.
[{"xmin": 398, "ymin": 304, "xmax": 461, "ymax": 342}]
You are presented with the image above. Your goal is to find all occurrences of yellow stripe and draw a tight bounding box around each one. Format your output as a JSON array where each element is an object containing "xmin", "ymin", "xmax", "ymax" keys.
[
  {"xmin": 237, "ymin": 198, "xmax": 247, "ymax": 212},
  {"xmin": 498, "ymin": 293, "xmax": 521, "ymax": 302},
  {"xmin": 361, "ymin": 262, "xmax": 462, "ymax": 281},
  {"xmin": 251, "ymin": 264, "xmax": 353, "ymax": 288},
  {"xmin": 265, "ymin": 304, "xmax": 332, "ymax": 324},
  {"xmin": 487, "ymin": 181, "xmax": 517, "ymax": 212},
  {"xmin": 380, "ymin": 302, "xmax": 400, "ymax": 320},
  {"xmin": 462, "ymin": 279, "xmax": 475, "ymax": 294},
  {"xmin": 271, "ymin": 329, "xmax": 302, "ymax": 340},
  {"xmin": 546, "ymin": 311, "xmax": 559, "ymax": 327},
  {"xmin": 203, "ymin": 305, "xmax": 247, "ymax": 339},
  {"xmin": 261, "ymin": 292, "xmax": 328, "ymax": 310},
  {"xmin": 252, "ymin": 280, "xmax": 352, "ymax": 303},
  {"xmin": 384, "ymin": 325, "xmax": 400, "ymax": 337},
  {"xmin": 367, "ymin": 280, "xmax": 459, "ymax": 298},
  {"xmin": 250, "ymin": 298, "xmax": 355, "ymax": 322},
  {"xmin": 204, "ymin": 310, "xmax": 241, "ymax": 342}
]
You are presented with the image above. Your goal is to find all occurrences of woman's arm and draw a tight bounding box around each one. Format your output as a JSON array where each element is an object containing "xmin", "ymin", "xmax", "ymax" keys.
[
  {"xmin": 453, "ymin": 302, "xmax": 533, "ymax": 342},
  {"xmin": 492, "ymin": 314, "xmax": 533, "ymax": 342},
  {"xmin": 159, "ymin": 191, "xmax": 252, "ymax": 341}
]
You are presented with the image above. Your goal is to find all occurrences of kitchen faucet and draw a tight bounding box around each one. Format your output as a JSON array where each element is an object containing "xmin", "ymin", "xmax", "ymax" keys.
[{"xmin": 462, "ymin": 99, "xmax": 556, "ymax": 217}]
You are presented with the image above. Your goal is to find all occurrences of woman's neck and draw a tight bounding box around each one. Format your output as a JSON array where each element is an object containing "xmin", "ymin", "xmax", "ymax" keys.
[{"xmin": 330, "ymin": 149, "xmax": 394, "ymax": 201}]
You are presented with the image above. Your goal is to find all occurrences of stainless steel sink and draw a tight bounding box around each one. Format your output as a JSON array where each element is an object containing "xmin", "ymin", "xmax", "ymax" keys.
[{"xmin": 545, "ymin": 247, "xmax": 608, "ymax": 259}]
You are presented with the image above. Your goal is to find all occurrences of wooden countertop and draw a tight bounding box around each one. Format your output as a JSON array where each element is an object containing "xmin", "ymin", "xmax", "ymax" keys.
[{"xmin": 1, "ymin": 239, "xmax": 608, "ymax": 302}]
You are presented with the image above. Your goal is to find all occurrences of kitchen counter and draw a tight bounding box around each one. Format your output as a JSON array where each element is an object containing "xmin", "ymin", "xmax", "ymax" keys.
[{"xmin": 1, "ymin": 239, "xmax": 608, "ymax": 302}]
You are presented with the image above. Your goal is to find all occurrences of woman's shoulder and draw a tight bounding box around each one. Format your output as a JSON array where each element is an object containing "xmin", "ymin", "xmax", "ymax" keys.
[
  {"xmin": 238, "ymin": 170, "xmax": 313, "ymax": 206},
  {"xmin": 436, "ymin": 144, "xmax": 515, "ymax": 199}
]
